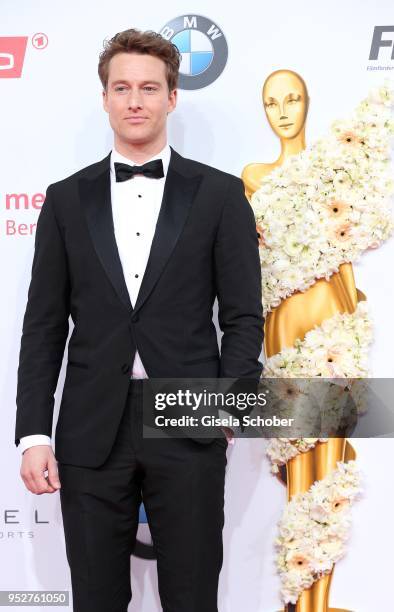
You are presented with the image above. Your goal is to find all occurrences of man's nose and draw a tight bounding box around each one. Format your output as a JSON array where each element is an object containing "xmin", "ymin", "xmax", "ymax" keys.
[{"xmin": 127, "ymin": 89, "xmax": 143, "ymax": 110}]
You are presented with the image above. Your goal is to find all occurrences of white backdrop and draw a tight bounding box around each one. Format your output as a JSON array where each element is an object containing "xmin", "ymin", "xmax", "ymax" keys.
[{"xmin": 1, "ymin": 1, "xmax": 394, "ymax": 610}]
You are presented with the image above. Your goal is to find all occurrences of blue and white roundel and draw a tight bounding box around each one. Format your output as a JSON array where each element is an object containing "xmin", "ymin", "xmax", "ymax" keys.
[
  {"xmin": 172, "ymin": 29, "xmax": 214, "ymax": 76},
  {"xmin": 160, "ymin": 15, "xmax": 228, "ymax": 90}
]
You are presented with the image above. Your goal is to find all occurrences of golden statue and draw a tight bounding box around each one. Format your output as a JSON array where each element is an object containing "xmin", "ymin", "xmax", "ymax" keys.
[{"xmin": 242, "ymin": 69, "xmax": 362, "ymax": 612}]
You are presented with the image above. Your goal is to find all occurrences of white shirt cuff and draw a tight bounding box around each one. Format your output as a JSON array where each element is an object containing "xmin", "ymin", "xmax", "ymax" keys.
[{"xmin": 19, "ymin": 435, "xmax": 52, "ymax": 454}]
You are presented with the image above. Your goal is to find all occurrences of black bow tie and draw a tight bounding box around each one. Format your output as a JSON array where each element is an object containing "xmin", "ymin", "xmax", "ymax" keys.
[{"xmin": 114, "ymin": 159, "xmax": 164, "ymax": 182}]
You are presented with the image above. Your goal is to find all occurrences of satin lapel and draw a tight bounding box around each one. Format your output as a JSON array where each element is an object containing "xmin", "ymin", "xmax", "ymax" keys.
[
  {"xmin": 79, "ymin": 161, "xmax": 132, "ymax": 312},
  {"xmin": 132, "ymin": 162, "xmax": 202, "ymax": 316}
]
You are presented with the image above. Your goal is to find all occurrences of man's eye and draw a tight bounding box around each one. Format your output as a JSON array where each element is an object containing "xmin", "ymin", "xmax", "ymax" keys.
[
  {"xmin": 143, "ymin": 86, "xmax": 157, "ymax": 92},
  {"xmin": 115, "ymin": 86, "xmax": 127, "ymax": 92}
]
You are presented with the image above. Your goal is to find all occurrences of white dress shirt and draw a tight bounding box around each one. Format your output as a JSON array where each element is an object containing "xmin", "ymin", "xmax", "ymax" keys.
[{"xmin": 19, "ymin": 144, "xmax": 171, "ymax": 453}]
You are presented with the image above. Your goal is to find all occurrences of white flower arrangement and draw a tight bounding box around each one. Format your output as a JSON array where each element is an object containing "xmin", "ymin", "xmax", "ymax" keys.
[
  {"xmin": 276, "ymin": 460, "xmax": 362, "ymax": 605},
  {"xmin": 264, "ymin": 300, "xmax": 373, "ymax": 379},
  {"xmin": 264, "ymin": 301, "xmax": 372, "ymax": 470},
  {"xmin": 251, "ymin": 84, "xmax": 394, "ymax": 315}
]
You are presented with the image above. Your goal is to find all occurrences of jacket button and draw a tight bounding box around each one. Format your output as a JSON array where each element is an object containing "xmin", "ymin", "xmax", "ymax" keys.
[
  {"xmin": 121, "ymin": 363, "xmax": 130, "ymax": 374},
  {"xmin": 131, "ymin": 314, "xmax": 139, "ymax": 323}
]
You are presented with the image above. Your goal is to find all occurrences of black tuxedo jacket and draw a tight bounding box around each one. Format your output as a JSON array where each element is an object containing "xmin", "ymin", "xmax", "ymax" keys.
[{"xmin": 15, "ymin": 147, "xmax": 264, "ymax": 467}]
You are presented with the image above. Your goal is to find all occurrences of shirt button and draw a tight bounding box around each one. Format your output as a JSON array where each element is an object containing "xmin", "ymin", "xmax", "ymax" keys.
[
  {"xmin": 138, "ymin": 194, "xmax": 142, "ymax": 198},
  {"xmin": 135, "ymin": 274, "xmax": 139, "ymax": 278},
  {"xmin": 136, "ymin": 232, "xmax": 140, "ymax": 236}
]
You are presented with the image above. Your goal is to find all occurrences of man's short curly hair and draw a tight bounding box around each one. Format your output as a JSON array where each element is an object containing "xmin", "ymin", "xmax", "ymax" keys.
[{"xmin": 98, "ymin": 28, "xmax": 181, "ymax": 92}]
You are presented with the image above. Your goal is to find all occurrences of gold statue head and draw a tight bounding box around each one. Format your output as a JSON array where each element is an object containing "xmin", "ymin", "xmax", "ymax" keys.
[{"xmin": 262, "ymin": 69, "xmax": 309, "ymax": 140}]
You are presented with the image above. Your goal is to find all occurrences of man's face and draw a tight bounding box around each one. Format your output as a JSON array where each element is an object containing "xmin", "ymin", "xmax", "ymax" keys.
[{"xmin": 103, "ymin": 52, "xmax": 177, "ymax": 149}]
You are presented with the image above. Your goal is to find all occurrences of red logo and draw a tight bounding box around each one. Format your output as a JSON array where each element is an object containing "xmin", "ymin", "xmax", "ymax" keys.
[
  {"xmin": 0, "ymin": 37, "xmax": 28, "ymax": 78},
  {"xmin": 32, "ymin": 33, "xmax": 48, "ymax": 50}
]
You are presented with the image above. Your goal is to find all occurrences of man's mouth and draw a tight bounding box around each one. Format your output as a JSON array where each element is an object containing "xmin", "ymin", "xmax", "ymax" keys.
[{"xmin": 124, "ymin": 117, "xmax": 147, "ymax": 124}]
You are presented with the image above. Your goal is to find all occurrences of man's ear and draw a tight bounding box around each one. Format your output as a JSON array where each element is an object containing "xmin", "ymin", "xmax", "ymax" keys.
[
  {"xmin": 102, "ymin": 89, "xmax": 108, "ymax": 113},
  {"xmin": 167, "ymin": 88, "xmax": 177, "ymax": 114}
]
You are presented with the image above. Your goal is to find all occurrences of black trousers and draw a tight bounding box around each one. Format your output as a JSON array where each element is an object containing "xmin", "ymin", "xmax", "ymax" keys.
[{"xmin": 58, "ymin": 379, "xmax": 228, "ymax": 612}]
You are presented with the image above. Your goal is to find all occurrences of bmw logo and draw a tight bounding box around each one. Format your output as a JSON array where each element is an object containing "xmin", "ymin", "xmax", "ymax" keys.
[{"xmin": 160, "ymin": 15, "xmax": 228, "ymax": 90}]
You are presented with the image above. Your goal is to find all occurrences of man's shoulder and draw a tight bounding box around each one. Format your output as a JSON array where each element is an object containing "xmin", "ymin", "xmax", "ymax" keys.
[{"xmin": 48, "ymin": 154, "xmax": 110, "ymax": 193}]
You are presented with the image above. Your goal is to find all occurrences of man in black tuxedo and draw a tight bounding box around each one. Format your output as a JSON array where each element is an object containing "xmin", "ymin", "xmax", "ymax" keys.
[{"xmin": 15, "ymin": 28, "xmax": 263, "ymax": 612}]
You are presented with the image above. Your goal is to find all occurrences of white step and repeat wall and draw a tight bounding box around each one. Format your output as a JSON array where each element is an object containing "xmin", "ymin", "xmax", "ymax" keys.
[{"xmin": 1, "ymin": 1, "xmax": 394, "ymax": 610}]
